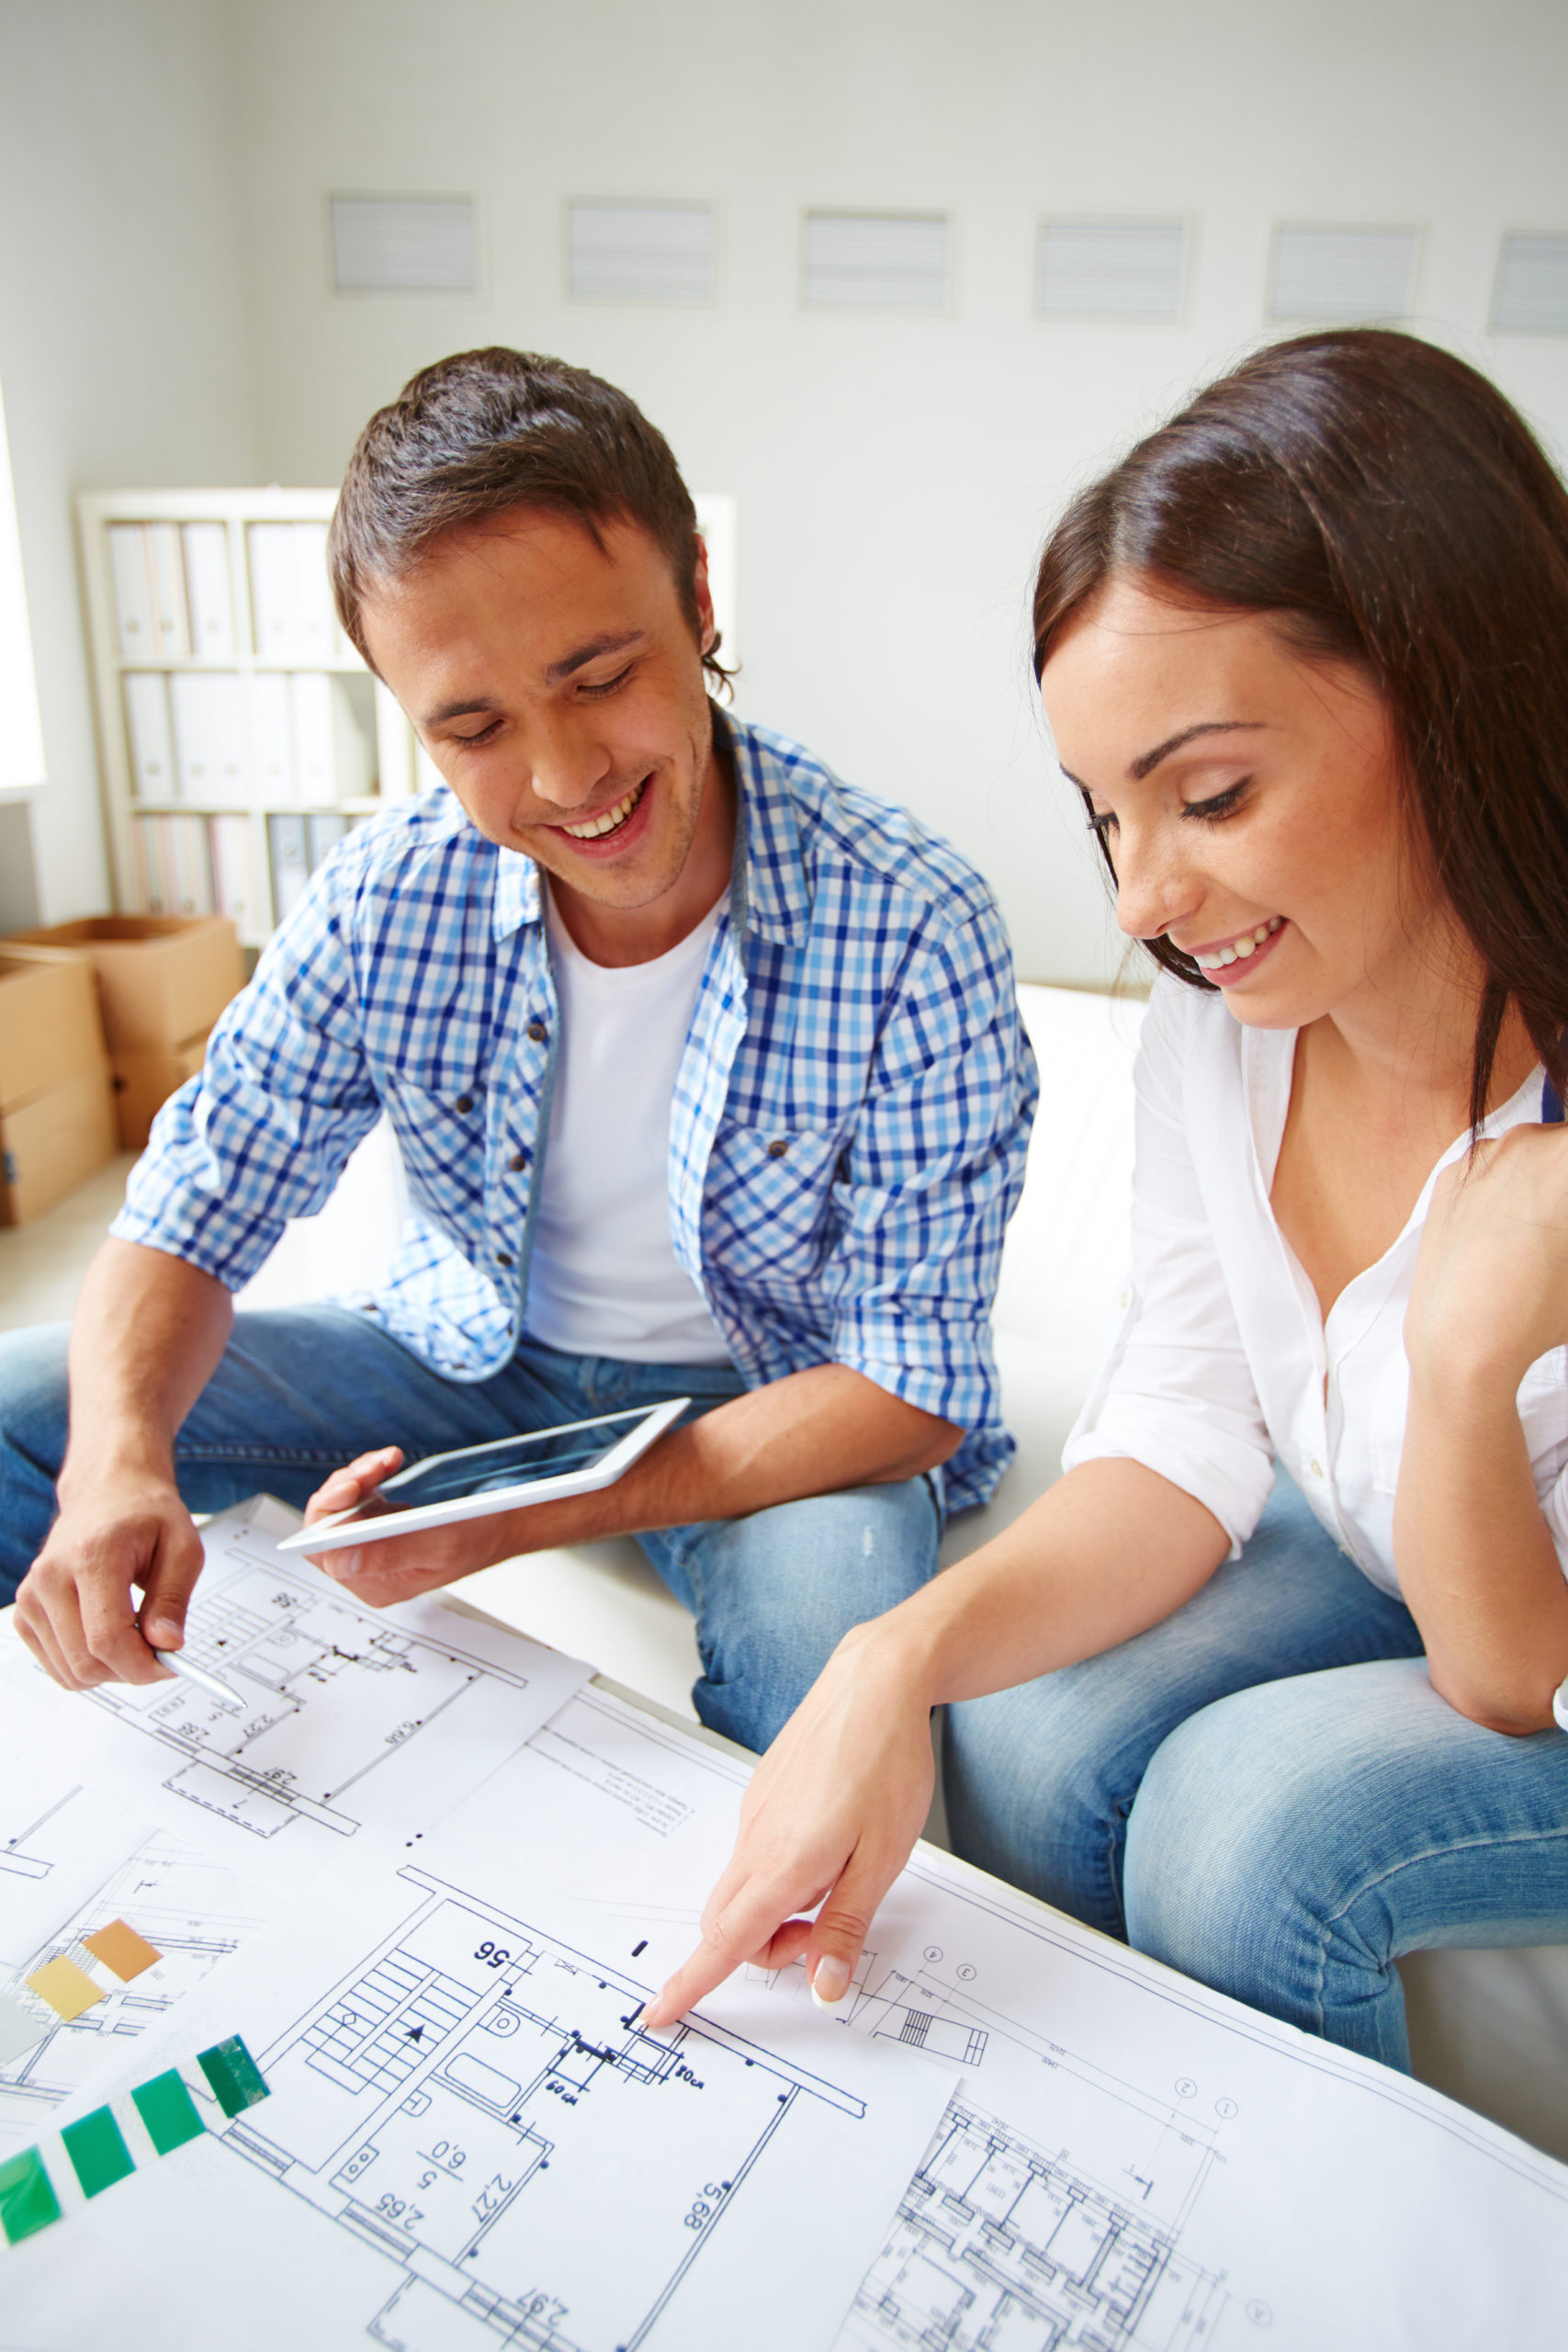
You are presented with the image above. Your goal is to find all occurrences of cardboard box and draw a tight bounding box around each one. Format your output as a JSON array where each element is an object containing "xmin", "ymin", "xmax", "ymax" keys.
[
  {"xmin": 1, "ymin": 916, "xmax": 244, "ymax": 1053},
  {"xmin": 0, "ymin": 952, "xmax": 108, "ymax": 1112},
  {"xmin": 0, "ymin": 1066, "xmax": 118, "ymax": 1226},
  {"xmin": 110, "ymin": 1029, "xmax": 210, "ymax": 1151}
]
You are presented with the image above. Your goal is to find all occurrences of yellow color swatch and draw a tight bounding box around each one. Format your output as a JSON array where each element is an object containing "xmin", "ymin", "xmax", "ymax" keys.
[
  {"xmin": 25, "ymin": 1957, "xmax": 103, "ymax": 2023},
  {"xmin": 83, "ymin": 1920, "xmax": 160, "ymax": 1983}
]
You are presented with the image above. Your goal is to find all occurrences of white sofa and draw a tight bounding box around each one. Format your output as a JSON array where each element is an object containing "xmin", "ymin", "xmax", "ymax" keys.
[{"xmin": 242, "ymin": 980, "xmax": 1568, "ymax": 2163}]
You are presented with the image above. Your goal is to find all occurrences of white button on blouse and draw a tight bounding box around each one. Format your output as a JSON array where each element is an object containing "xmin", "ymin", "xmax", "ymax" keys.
[{"xmin": 1064, "ymin": 975, "xmax": 1568, "ymax": 1596}]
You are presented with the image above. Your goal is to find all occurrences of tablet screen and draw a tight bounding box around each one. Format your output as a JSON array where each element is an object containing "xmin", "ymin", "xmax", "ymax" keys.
[{"xmin": 377, "ymin": 1411, "xmax": 652, "ymax": 1510}]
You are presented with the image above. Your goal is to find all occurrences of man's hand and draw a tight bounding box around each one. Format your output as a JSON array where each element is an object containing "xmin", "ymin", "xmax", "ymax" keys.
[
  {"xmin": 300, "ymin": 1446, "xmax": 474, "ymax": 1608},
  {"xmin": 305, "ymin": 1365, "xmax": 962, "ymax": 1610},
  {"xmin": 15, "ymin": 1464, "xmax": 205, "ymax": 1692}
]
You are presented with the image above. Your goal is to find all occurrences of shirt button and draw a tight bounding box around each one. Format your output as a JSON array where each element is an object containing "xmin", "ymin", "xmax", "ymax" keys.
[
  {"xmin": 508, "ymin": 1150, "xmax": 530, "ymax": 1172},
  {"xmin": 1310, "ymin": 1458, "xmax": 1324, "ymax": 1478},
  {"xmin": 495, "ymin": 1250, "xmax": 514, "ymax": 1269},
  {"xmin": 767, "ymin": 1138, "xmax": 789, "ymax": 1159},
  {"xmin": 526, "ymin": 1019, "xmax": 547, "ymax": 1044},
  {"xmin": 455, "ymin": 1093, "xmax": 474, "ymax": 1114}
]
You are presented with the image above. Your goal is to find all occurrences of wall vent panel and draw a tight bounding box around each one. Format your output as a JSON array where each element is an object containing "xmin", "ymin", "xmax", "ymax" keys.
[
  {"xmin": 1492, "ymin": 234, "xmax": 1568, "ymax": 334},
  {"xmin": 802, "ymin": 211, "xmax": 949, "ymax": 312},
  {"xmin": 1266, "ymin": 224, "xmax": 1417, "ymax": 322},
  {"xmin": 1035, "ymin": 220, "xmax": 1186, "ymax": 321},
  {"xmin": 330, "ymin": 196, "xmax": 477, "ymax": 295},
  {"xmin": 567, "ymin": 201, "xmax": 716, "ymax": 304}
]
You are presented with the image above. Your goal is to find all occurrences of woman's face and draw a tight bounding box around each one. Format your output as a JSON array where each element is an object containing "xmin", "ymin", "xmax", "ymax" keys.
[{"xmin": 1042, "ymin": 574, "xmax": 1438, "ymax": 1033}]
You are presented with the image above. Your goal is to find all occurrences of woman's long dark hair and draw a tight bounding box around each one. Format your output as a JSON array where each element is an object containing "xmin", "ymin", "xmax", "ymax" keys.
[{"xmin": 1032, "ymin": 328, "xmax": 1568, "ymax": 1129}]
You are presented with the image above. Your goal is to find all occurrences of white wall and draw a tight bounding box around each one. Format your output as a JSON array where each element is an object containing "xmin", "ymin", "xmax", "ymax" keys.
[
  {"xmin": 0, "ymin": 0, "xmax": 258, "ymax": 920},
  {"xmin": 222, "ymin": 0, "xmax": 1568, "ymax": 983},
  {"xmin": 6, "ymin": 0, "xmax": 1568, "ymax": 970}
]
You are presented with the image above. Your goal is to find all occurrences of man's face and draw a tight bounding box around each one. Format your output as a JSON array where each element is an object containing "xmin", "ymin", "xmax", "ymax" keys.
[{"xmin": 358, "ymin": 508, "xmax": 721, "ymax": 914}]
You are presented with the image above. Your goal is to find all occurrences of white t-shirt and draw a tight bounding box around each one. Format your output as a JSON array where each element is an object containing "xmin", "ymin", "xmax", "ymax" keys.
[
  {"xmin": 1063, "ymin": 974, "xmax": 1568, "ymax": 1595},
  {"xmin": 524, "ymin": 887, "xmax": 732, "ymax": 1365}
]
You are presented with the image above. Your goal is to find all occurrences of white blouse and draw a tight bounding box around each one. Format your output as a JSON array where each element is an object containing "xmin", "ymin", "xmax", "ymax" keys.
[{"xmin": 1063, "ymin": 974, "xmax": 1568, "ymax": 1595}]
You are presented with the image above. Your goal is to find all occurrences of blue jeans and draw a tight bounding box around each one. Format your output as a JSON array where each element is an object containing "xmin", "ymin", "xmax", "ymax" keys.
[
  {"xmin": 0, "ymin": 1308, "xmax": 940, "ymax": 1755},
  {"xmin": 943, "ymin": 1475, "xmax": 1568, "ymax": 2070}
]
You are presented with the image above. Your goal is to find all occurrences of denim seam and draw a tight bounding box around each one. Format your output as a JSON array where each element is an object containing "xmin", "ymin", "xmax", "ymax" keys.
[
  {"xmin": 172, "ymin": 1445, "xmax": 352, "ymax": 1465},
  {"xmin": 1309, "ymin": 1823, "xmax": 1568, "ymax": 2037}
]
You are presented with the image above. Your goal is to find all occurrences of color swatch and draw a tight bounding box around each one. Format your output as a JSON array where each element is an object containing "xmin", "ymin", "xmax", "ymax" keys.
[
  {"xmin": 23, "ymin": 1956, "xmax": 101, "ymax": 2023},
  {"xmin": 0, "ymin": 2146, "xmax": 61, "ymax": 2246},
  {"xmin": 83, "ymin": 1919, "xmax": 160, "ymax": 1982},
  {"xmin": 62, "ymin": 2108, "xmax": 135, "ymax": 2199},
  {"xmin": 197, "ymin": 2034, "xmax": 270, "ymax": 2119},
  {"xmin": 131, "ymin": 2068, "xmax": 205, "ymax": 2155},
  {"xmin": 0, "ymin": 2033, "xmax": 265, "ymax": 2254}
]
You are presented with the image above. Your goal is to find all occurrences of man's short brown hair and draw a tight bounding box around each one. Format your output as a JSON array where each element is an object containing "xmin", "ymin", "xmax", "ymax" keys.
[{"xmin": 329, "ymin": 347, "xmax": 732, "ymax": 687}]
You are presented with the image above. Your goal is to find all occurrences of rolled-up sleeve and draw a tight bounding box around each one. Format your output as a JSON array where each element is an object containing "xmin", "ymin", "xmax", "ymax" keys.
[
  {"xmin": 1063, "ymin": 978, "xmax": 1275, "ymax": 1553},
  {"xmin": 112, "ymin": 866, "xmax": 382, "ymax": 1290},
  {"xmin": 821, "ymin": 902, "xmax": 1038, "ymax": 1478}
]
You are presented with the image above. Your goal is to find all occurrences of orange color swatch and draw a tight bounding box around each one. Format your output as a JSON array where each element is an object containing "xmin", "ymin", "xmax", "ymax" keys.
[{"xmin": 83, "ymin": 1920, "xmax": 161, "ymax": 1983}]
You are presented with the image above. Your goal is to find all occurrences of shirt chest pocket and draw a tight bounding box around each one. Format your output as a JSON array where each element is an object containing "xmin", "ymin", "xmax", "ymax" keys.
[
  {"xmin": 377, "ymin": 1071, "xmax": 490, "ymax": 1209},
  {"xmin": 700, "ymin": 1119, "xmax": 845, "ymax": 1280}
]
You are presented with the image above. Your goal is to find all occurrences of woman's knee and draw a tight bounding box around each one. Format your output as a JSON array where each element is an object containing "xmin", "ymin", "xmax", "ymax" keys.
[
  {"xmin": 944, "ymin": 1666, "xmax": 1150, "ymax": 1932},
  {"xmin": 1121, "ymin": 1670, "xmax": 1417, "ymax": 2057}
]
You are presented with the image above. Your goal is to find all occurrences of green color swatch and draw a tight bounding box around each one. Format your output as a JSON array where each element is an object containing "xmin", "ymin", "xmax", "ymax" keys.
[
  {"xmin": 62, "ymin": 2106, "xmax": 135, "ymax": 2199},
  {"xmin": 132, "ymin": 2068, "xmax": 206, "ymax": 2154},
  {"xmin": 197, "ymin": 2034, "xmax": 269, "ymax": 2119},
  {"xmin": 0, "ymin": 2145, "xmax": 61, "ymax": 2245}
]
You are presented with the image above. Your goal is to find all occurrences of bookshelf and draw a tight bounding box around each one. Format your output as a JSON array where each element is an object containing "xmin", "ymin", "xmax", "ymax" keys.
[
  {"xmin": 76, "ymin": 488, "xmax": 430, "ymax": 948},
  {"xmin": 77, "ymin": 488, "xmax": 739, "ymax": 950}
]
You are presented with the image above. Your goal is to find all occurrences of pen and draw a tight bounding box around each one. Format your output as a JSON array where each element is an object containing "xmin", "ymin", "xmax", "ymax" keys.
[{"xmin": 152, "ymin": 1647, "xmax": 245, "ymax": 1713}]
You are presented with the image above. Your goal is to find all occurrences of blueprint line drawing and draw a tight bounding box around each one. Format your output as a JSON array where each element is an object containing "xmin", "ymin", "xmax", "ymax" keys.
[
  {"xmin": 204, "ymin": 1863, "xmax": 932, "ymax": 2352},
  {"xmin": 834, "ymin": 2096, "xmax": 1224, "ymax": 2352},
  {"xmin": 1, "ymin": 1788, "xmax": 79, "ymax": 1882},
  {"xmin": 82, "ymin": 1521, "xmax": 546, "ymax": 1843}
]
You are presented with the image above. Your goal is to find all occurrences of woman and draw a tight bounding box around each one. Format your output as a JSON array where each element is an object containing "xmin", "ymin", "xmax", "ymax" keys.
[{"xmin": 643, "ymin": 329, "xmax": 1568, "ymax": 2069}]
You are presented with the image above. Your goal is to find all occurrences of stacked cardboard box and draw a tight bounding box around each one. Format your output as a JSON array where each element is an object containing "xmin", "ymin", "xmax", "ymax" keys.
[
  {"xmin": 0, "ymin": 952, "xmax": 118, "ymax": 1224},
  {"xmin": 2, "ymin": 916, "xmax": 245, "ymax": 1150}
]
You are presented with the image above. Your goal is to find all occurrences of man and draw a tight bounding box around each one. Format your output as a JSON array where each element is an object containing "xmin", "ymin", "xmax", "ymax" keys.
[{"xmin": 1, "ymin": 348, "xmax": 1037, "ymax": 1753}]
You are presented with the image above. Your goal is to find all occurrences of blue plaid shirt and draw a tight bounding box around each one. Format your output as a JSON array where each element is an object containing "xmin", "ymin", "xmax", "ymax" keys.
[{"xmin": 115, "ymin": 715, "xmax": 1038, "ymax": 1512}]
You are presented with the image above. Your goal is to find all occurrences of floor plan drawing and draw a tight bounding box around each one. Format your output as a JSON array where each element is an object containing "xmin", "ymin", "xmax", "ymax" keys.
[
  {"xmin": 0, "ymin": 1502, "xmax": 591, "ymax": 1890},
  {"xmin": 84, "ymin": 1529, "xmax": 539, "ymax": 1841},
  {"xmin": 10, "ymin": 1847, "xmax": 952, "ymax": 2352},
  {"xmin": 215, "ymin": 1864, "xmax": 943, "ymax": 2352},
  {"xmin": 835, "ymin": 2096, "xmax": 1224, "ymax": 2352}
]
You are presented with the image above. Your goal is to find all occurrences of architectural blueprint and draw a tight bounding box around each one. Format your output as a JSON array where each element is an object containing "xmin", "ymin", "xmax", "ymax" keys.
[
  {"xmin": 0, "ymin": 1502, "xmax": 589, "ymax": 2148},
  {"xmin": 6, "ymin": 1843, "xmax": 953, "ymax": 2352},
  {"xmin": 0, "ymin": 1498, "xmax": 590, "ymax": 1898},
  {"xmin": 433, "ymin": 1681, "xmax": 1568, "ymax": 2349}
]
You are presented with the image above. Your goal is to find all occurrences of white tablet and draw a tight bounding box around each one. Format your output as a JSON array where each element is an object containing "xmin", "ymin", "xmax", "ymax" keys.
[{"xmin": 275, "ymin": 1397, "xmax": 691, "ymax": 1555}]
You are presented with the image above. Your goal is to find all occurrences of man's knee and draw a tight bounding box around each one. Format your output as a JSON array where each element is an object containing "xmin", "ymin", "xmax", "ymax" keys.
[
  {"xmin": 678, "ymin": 1476, "xmax": 939, "ymax": 1752},
  {"xmin": 0, "ymin": 1322, "xmax": 72, "ymax": 1595}
]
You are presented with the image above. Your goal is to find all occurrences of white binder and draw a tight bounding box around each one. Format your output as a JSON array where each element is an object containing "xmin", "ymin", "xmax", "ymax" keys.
[
  {"xmin": 292, "ymin": 522, "xmax": 338, "ymax": 662},
  {"xmin": 182, "ymin": 522, "xmax": 235, "ymax": 660},
  {"xmin": 250, "ymin": 672, "xmax": 295, "ymax": 799},
  {"xmin": 165, "ymin": 812, "xmax": 214, "ymax": 916},
  {"xmin": 267, "ymin": 811, "xmax": 310, "ymax": 922},
  {"xmin": 107, "ymin": 524, "xmax": 155, "ymax": 658},
  {"xmin": 290, "ymin": 672, "xmax": 372, "ymax": 802},
  {"xmin": 210, "ymin": 812, "xmax": 265, "ymax": 940},
  {"xmin": 170, "ymin": 673, "xmax": 250, "ymax": 805},
  {"xmin": 122, "ymin": 673, "xmax": 177, "ymax": 802},
  {"xmin": 146, "ymin": 523, "xmax": 190, "ymax": 659},
  {"xmin": 131, "ymin": 813, "xmax": 170, "ymax": 913},
  {"xmin": 249, "ymin": 522, "xmax": 300, "ymax": 661}
]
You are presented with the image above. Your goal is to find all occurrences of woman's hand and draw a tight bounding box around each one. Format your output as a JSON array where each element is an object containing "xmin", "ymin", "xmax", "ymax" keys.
[
  {"xmin": 1405, "ymin": 1120, "xmax": 1568, "ymax": 1389},
  {"xmin": 641, "ymin": 1621, "xmax": 940, "ymax": 2028}
]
